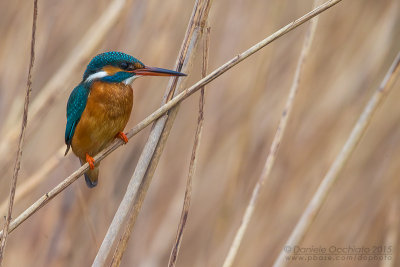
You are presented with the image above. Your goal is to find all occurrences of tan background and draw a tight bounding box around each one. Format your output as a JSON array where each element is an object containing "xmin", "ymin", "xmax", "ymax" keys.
[{"xmin": 0, "ymin": 0, "xmax": 399, "ymax": 266}]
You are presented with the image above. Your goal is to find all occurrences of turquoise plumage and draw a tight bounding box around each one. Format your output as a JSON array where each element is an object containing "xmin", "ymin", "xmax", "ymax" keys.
[{"xmin": 65, "ymin": 83, "xmax": 90, "ymax": 156}]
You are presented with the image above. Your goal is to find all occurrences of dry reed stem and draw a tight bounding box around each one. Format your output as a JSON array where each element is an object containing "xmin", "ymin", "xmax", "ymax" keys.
[
  {"xmin": 273, "ymin": 51, "xmax": 400, "ymax": 267},
  {"xmin": 380, "ymin": 200, "xmax": 399, "ymax": 267},
  {"xmin": 0, "ymin": 0, "xmax": 38, "ymax": 264},
  {"xmin": 106, "ymin": 1, "xmax": 213, "ymax": 266},
  {"xmin": 222, "ymin": 1, "xmax": 321, "ymax": 266},
  {"xmin": 0, "ymin": 0, "xmax": 128, "ymax": 170},
  {"xmin": 168, "ymin": 26, "xmax": 210, "ymax": 267},
  {"xmin": 0, "ymin": 0, "xmax": 343, "ymax": 244},
  {"xmin": 0, "ymin": 147, "xmax": 65, "ymax": 216}
]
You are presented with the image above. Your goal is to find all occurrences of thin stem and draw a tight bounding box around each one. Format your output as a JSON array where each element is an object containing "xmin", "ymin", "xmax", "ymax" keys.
[
  {"xmin": 0, "ymin": 0, "xmax": 38, "ymax": 264},
  {"xmin": 168, "ymin": 25, "xmax": 210, "ymax": 267},
  {"xmin": 222, "ymin": 1, "xmax": 321, "ymax": 265}
]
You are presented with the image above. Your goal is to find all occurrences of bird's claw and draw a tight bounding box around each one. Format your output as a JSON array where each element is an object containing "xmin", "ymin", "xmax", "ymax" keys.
[
  {"xmin": 116, "ymin": 132, "xmax": 128, "ymax": 144},
  {"xmin": 86, "ymin": 153, "xmax": 95, "ymax": 170}
]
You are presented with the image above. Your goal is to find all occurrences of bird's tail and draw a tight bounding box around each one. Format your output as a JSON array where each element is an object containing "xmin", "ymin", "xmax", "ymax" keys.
[{"xmin": 80, "ymin": 159, "xmax": 99, "ymax": 188}]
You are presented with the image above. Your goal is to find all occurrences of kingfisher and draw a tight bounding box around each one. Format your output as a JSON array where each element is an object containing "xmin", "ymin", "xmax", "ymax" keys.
[{"xmin": 65, "ymin": 51, "xmax": 186, "ymax": 188}]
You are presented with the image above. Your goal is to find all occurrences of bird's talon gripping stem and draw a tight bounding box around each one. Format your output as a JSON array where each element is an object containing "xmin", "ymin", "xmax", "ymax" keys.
[
  {"xmin": 86, "ymin": 153, "xmax": 95, "ymax": 170},
  {"xmin": 116, "ymin": 132, "xmax": 128, "ymax": 144}
]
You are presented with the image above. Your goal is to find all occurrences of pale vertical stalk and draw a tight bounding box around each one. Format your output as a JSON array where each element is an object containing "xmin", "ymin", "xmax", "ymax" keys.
[
  {"xmin": 273, "ymin": 51, "xmax": 400, "ymax": 267},
  {"xmin": 0, "ymin": 0, "xmax": 343, "ymax": 242},
  {"xmin": 222, "ymin": 1, "xmax": 321, "ymax": 266},
  {"xmin": 168, "ymin": 26, "xmax": 210, "ymax": 267},
  {"xmin": 0, "ymin": 0, "xmax": 38, "ymax": 264},
  {"xmin": 105, "ymin": 2, "xmax": 213, "ymax": 266}
]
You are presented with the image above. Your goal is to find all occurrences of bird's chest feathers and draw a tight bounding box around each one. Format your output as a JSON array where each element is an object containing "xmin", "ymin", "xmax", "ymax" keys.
[
  {"xmin": 71, "ymin": 81, "xmax": 133, "ymax": 157},
  {"xmin": 87, "ymin": 81, "xmax": 133, "ymax": 120}
]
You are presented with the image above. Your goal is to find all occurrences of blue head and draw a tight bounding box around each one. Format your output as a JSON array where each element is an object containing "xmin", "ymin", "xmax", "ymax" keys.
[{"xmin": 83, "ymin": 51, "xmax": 186, "ymax": 85}]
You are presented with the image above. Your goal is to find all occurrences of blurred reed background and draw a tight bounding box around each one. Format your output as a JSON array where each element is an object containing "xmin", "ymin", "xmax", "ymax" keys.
[{"xmin": 0, "ymin": 0, "xmax": 399, "ymax": 266}]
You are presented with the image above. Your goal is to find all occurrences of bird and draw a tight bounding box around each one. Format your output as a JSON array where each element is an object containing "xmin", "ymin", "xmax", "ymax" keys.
[{"xmin": 64, "ymin": 51, "xmax": 186, "ymax": 188}]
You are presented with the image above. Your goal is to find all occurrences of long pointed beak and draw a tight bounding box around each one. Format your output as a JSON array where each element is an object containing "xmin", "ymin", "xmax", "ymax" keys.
[{"xmin": 132, "ymin": 66, "xmax": 186, "ymax": 77}]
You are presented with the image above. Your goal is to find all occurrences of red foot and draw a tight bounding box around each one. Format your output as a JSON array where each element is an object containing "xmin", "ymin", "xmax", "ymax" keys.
[
  {"xmin": 86, "ymin": 153, "xmax": 95, "ymax": 170},
  {"xmin": 116, "ymin": 132, "xmax": 129, "ymax": 144}
]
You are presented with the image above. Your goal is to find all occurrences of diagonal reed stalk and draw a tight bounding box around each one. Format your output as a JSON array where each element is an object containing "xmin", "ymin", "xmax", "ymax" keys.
[
  {"xmin": 0, "ymin": 0, "xmax": 38, "ymax": 265},
  {"xmin": 222, "ymin": 1, "xmax": 321, "ymax": 266},
  {"xmin": 97, "ymin": 1, "xmax": 342, "ymax": 263},
  {"xmin": 167, "ymin": 25, "xmax": 210, "ymax": 267},
  {"xmin": 0, "ymin": 0, "xmax": 343, "ymax": 246},
  {"xmin": 273, "ymin": 51, "xmax": 400, "ymax": 267}
]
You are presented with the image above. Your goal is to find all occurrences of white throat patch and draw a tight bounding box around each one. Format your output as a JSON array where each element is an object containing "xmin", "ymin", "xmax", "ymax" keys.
[{"xmin": 123, "ymin": 75, "xmax": 142, "ymax": 85}]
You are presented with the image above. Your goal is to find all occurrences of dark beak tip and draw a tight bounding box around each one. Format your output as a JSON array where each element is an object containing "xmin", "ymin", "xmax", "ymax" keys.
[{"xmin": 133, "ymin": 66, "xmax": 187, "ymax": 77}]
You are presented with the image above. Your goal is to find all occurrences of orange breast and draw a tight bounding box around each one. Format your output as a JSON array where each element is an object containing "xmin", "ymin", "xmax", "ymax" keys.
[{"xmin": 71, "ymin": 81, "xmax": 133, "ymax": 160}]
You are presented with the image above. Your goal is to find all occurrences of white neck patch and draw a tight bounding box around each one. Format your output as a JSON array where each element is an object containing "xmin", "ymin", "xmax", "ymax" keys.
[
  {"xmin": 85, "ymin": 71, "xmax": 108, "ymax": 83},
  {"xmin": 123, "ymin": 75, "xmax": 142, "ymax": 85}
]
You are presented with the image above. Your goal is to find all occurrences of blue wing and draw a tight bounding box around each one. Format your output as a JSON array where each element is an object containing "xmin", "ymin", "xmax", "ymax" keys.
[{"xmin": 65, "ymin": 83, "xmax": 90, "ymax": 155}]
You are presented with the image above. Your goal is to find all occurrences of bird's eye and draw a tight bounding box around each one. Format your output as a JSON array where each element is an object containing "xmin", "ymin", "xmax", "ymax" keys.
[{"xmin": 120, "ymin": 62, "xmax": 129, "ymax": 70}]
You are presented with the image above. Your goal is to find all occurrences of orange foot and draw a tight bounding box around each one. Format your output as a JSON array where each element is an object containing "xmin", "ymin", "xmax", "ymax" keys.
[
  {"xmin": 116, "ymin": 132, "xmax": 128, "ymax": 144},
  {"xmin": 86, "ymin": 153, "xmax": 95, "ymax": 170}
]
